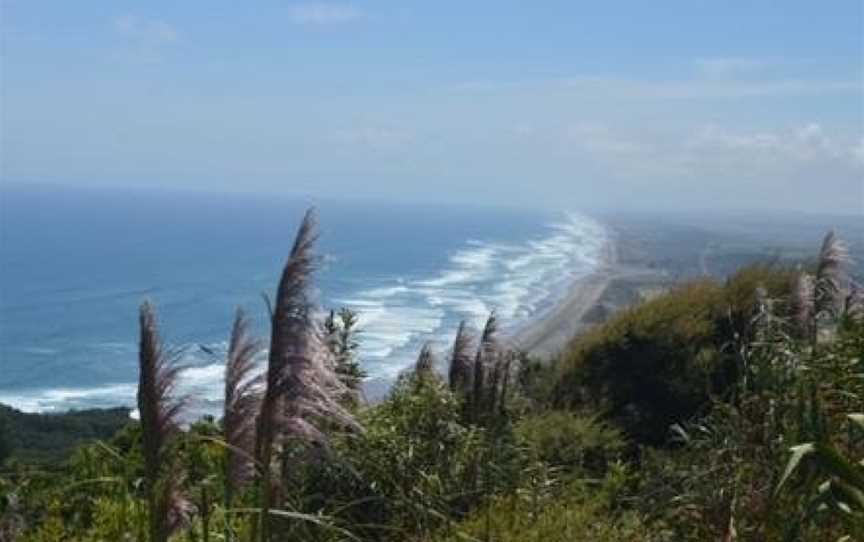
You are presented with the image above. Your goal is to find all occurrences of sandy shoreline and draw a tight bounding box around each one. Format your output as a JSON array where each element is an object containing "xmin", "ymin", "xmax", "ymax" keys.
[
  {"xmin": 510, "ymin": 271, "xmax": 612, "ymax": 358},
  {"xmin": 509, "ymin": 234, "xmax": 617, "ymax": 358},
  {"xmin": 363, "ymin": 239, "xmax": 624, "ymax": 400},
  {"xmin": 509, "ymin": 229, "xmax": 668, "ymax": 359}
]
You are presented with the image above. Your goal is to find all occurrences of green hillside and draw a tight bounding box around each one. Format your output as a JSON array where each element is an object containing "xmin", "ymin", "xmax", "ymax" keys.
[
  {"xmin": 1, "ymin": 221, "xmax": 861, "ymax": 541},
  {"xmin": 0, "ymin": 404, "xmax": 131, "ymax": 464}
]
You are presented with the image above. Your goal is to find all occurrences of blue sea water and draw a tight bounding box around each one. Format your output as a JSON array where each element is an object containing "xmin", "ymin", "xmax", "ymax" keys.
[{"xmin": 0, "ymin": 185, "xmax": 607, "ymax": 413}]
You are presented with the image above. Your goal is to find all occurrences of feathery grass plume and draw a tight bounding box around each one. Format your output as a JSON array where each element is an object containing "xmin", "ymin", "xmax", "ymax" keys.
[
  {"xmin": 751, "ymin": 285, "xmax": 779, "ymax": 341},
  {"xmin": 814, "ymin": 230, "xmax": 851, "ymax": 320},
  {"xmin": 256, "ymin": 208, "xmax": 317, "ymax": 470},
  {"xmin": 254, "ymin": 208, "xmax": 357, "ymax": 542},
  {"xmin": 137, "ymin": 301, "xmax": 188, "ymax": 542},
  {"xmin": 448, "ymin": 320, "xmax": 475, "ymax": 394},
  {"xmin": 497, "ymin": 351, "xmax": 516, "ymax": 416},
  {"xmin": 164, "ymin": 472, "xmax": 195, "ymax": 537},
  {"xmin": 223, "ymin": 309, "xmax": 264, "ymax": 503},
  {"xmin": 278, "ymin": 317, "xmax": 357, "ymax": 435},
  {"xmin": 486, "ymin": 351, "xmax": 504, "ymax": 416},
  {"xmin": 414, "ymin": 342, "xmax": 436, "ymax": 379},
  {"xmin": 793, "ymin": 271, "xmax": 816, "ymax": 338},
  {"xmin": 471, "ymin": 312, "xmax": 498, "ymax": 422},
  {"xmin": 486, "ymin": 347, "xmax": 517, "ymax": 417},
  {"xmin": 844, "ymin": 280, "xmax": 864, "ymax": 322}
]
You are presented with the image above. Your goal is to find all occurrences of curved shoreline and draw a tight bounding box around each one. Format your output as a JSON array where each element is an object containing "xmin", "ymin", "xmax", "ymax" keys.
[
  {"xmin": 3, "ymin": 219, "xmax": 623, "ymax": 410},
  {"xmin": 509, "ymin": 232, "xmax": 617, "ymax": 358}
]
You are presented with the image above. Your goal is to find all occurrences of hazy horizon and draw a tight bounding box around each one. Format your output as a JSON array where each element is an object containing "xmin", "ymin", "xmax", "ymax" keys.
[{"xmin": 2, "ymin": 1, "xmax": 863, "ymax": 214}]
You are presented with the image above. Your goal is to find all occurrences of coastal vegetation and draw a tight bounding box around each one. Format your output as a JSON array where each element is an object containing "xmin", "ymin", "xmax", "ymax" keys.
[
  {"xmin": 0, "ymin": 405, "xmax": 129, "ymax": 465},
  {"xmin": 1, "ymin": 211, "xmax": 862, "ymax": 541}
]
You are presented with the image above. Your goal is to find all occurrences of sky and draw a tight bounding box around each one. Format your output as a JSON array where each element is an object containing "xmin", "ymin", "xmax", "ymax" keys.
[{"xmin": 2, "ymin": 1, "xmax": 863, "ymax": 214}]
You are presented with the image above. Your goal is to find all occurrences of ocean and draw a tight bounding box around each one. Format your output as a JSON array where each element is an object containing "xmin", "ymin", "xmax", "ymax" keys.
[{"xmin": 0, "ymin": 185, "xmax": 608, "ymax": 414}]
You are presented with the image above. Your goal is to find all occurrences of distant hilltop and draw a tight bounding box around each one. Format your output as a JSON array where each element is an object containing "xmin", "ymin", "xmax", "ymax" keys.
[{"xmin": 0, "ymin": 402, "xmax": 131, "ymax": 464}]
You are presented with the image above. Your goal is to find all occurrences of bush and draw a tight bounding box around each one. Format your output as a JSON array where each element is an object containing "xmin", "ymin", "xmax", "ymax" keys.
[
  {"xmin": 553, "ymin": 280, "xmax": 726, "ymax": 442},
  {"xmin": 0, "ymin": 404, "xmax": 131, "ymax": 464},
  {"xmin": 291, "ymin": 374, "xmax": 495, "ymax": 540},
  {"xmin": 515, "ymin": 411, "xmax": 625, "ymax": 476},
  {"xmin": 427, "ymin": 472, "xmax": 651, "ymax": 542},
  {"xmin": 632, "ymin": 311, "xmax": 864, "ymax": 541},
  {"xmin": 552, "ymin": 265, "xmax": 796, "ymax": 443}
]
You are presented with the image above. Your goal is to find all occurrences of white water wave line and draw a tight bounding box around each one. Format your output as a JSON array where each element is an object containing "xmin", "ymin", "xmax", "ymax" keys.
[{"xmin": 336, "ymin": 213, "xmax": 609, "ymax": 378}]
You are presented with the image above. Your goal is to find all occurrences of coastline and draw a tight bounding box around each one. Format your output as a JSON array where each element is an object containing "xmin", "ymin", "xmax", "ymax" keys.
[
  {"xmin": 2, "ymin": 216, "xmax": 668, "ymax": 411},
  {"xmin": 364, "ymin": 232, "xmax": 619, "ymax": 402},
  {"xmin": 509, "ymin": 225, "xmax": 672, "ymax": 359},
  {"xmin": 510, "ymin": 271, "xmax": 612, "ymax": 358},
  {"xmin": 509, "ymin": 231, "xmax": 617, "ymax": 358}
]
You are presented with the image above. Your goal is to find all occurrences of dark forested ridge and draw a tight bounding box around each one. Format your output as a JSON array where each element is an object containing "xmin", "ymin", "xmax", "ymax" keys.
[{"xmin": 0, "ymin": 403, "xmax": 130, "ymax": 464}]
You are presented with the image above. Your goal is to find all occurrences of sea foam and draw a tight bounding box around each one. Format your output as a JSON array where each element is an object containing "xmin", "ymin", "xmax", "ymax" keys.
[
  {"xmin": 336, "ymin": 212, "xmax": 608, "ymax": 379},
  {"xmin": 3, "ymin": 212, "xmax": 608, "ymax": 414}
]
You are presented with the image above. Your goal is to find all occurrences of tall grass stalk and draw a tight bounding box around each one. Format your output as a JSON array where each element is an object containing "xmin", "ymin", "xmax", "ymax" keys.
[
  {"xmin": 222, "ymin": 309, "xmax": 264, "ymax": 541},
  {"xmin": 137, "ymin": 301, "xmax": 190, "ymax": 542},
  {"xmin": 448, "ymin": 321, "xmax": 475, "ymax": 396},
  {"xmin": 254, "ymin": 209, "xmax": 357, "ymax": 542}
]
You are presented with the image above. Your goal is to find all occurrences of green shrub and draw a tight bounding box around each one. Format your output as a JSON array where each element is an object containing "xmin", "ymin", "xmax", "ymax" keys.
[
  {"xmin": 427, "ymin": 472, "xmax": 651, "ymax": 542},
  {"xmin": 516, "ymin": 411, "xmax": 625, "ymax": 476},
  {"xmin": 0, "ymin": 404, "xmax": 131, "ymax": 464},
  {"xmin": 633, "ymin": 310, "xmax": 863, "ymax": 541},
  {"xmin": 553, "ymin": 280, "xmax": 726, "ymax": 442},
  {"xmin": 291, "ymin": 374, "xmax": 493, "ymax": 540},
  {"xmin": 552, "ymin": 265, "xmax": 796, "ymax": 443}
]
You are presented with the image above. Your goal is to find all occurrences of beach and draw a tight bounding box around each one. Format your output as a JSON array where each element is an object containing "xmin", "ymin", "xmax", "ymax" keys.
[
  {"xmin": 510, "ymin": 233, "xmax": 616, "ymax": 357},
  {"xmin": 510, "ymin": 214, "xmax": 740, "ymax": 358},
  {"xmin": 511, "ymin": 271, "xmax": 612, "ymax": 358},
  {"xmin": 0, "ymin": 186, "xmax": 611, "ymax": 412},
  {"xmin": 508, "ymin": 208, "xmax": 864, "ymax": 360}
]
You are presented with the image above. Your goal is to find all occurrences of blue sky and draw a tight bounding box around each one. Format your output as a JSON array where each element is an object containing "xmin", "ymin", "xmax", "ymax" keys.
[{"xmin": 2, "ymin": 1, "xmax": 862, "ymax": 213}]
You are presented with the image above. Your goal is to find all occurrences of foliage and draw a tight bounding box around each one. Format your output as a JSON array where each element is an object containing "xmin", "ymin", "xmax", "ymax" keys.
[
  {"xmin": 324, "ymin": 307, "xmax": 367, "ymax": 395},
  {"xmin": 774, "ymin": 324, "xmax": 864, "ymax": 536},
  {"xmin": 553, "ymin": 280, "xmax": 726, "ymax": 442},
  {"xmin": 552, "ymin": 266, "xmax": 796, "ymax": 443},
  {"xmin": 427, "ymin": 470, "xmax": 651, "ymax": 542},
  {"xmin": 0, "ymin": 403, "xmax": 131, "ymax": 464},
  {"xmin": 632, "ymin": 298, "xmax": 863, "ymax": 540},
  {"xmin": 5, "ymin": 229, "xmax": 863, "ymax": 542},
  {"xmin": 515, "ymin": 411, "xmax": 626, "ymax": 476},
  {"xmin": 0, "ymin": 415, "xmax": 11, "ymax": 467},
  {"xmin": 289, "ymin": 373, "xmax": 497, "ymax": 540}
]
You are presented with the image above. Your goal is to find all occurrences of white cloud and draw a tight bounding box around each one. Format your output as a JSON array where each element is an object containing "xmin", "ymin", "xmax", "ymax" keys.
[
  {"xmin": 112, "ymin": 14, "xmax": 137, "ymax": 34},
  {"xmin": 450, "ymin": 73, "xmax": 860, "ymax": 101},
  {"xmin": 694, "ymin": 57, "xmax": 767, "ymax": 79},
  {"xmin": 852, "ymin": 139, "xmax": 864, "ymax": 166},
  {"xmin": 288, "ymin": 4, "xmax": 363, "ymax": 25},
  {"xmin": 566, "ymin": 123, "xmax": 649, "ymax": 156},
  {"xmin": 110, "ymin": 14, "xmax": 178, "ymax": 62},
  {"xmin": 548, "ymin": 122, "xmax": 863, "ymax": 211},
  {"xmin": 111, "ymin": 15, "xmax": 178, "ymax": 45},
  {"xmin": 687, "ymin": 123, "xmax": 856, "ymax": 164},
  {"xmin": 328, "ymin": 126, "xmax": 414, "ymax": 149},
  {"xmin": 677, "ymin": 124, "xmax": 863, "ymax": 210},
  {"xmin": 562, "ymin": 76, "xmax": 860, "ymax": 100},
  {"xmin": 543, "ymin": 122, "xmax": 862, "ymax": 190}
]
